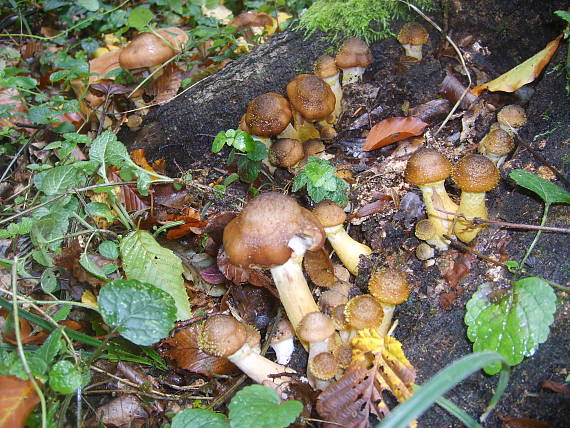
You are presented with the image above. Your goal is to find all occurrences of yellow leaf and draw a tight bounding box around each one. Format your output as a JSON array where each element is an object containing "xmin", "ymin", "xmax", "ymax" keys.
[
  {"xmin": 472, "ymin": 35, "xmax": 562, "ymax": 96},
  {"xmin": 81, "ymin": 290, "xmax": 98, "ymax": 309}
]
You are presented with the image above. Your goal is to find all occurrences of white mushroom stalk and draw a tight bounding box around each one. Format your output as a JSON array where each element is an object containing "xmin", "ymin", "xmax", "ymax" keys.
[
  {"xmin": 228, "ymin": 343, "xmax": 296, "ymax": 387},
  {"xmin": 323, "ymin": 224, "xmax": 372, "ymax": 276},
  {"xmin": 341, "ymin": 66, "xmax": 366, "ymax": 85},
  {"xmin": 270, "ymin": 338, "xmax": 295, "ymax": 365}
]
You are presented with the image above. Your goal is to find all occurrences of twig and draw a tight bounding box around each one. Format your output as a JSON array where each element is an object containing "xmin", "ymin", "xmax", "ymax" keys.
[{"xmin": 82, "ymin": 389, "xmax": 212, "ymax": 401}]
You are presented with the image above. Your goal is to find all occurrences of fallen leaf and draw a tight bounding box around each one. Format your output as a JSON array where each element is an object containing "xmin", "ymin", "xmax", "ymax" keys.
[
  {"xmin": 0, "ymin": 88, "xmax": 32, "ymax": 132},
  {"xmin": 229, "ymin": 284, "xmax": 277, "ymax": 330},
  {"xmin": 303, "ymin": 248, "xmax": 335, "ymax": 288},
  {"xmin": 472, "ymin": 35, "xmax": 562, "ymax": 96},
  {"xmin": 362, "ymin": 117, "xmax": 428, "ymax": 151},
  {"xmin": 499, "ymin": 415, "xmax": 549, "ymax": 428},
  {"xmin": 0, "ymin": 375, "xmax": 40, "ymax": 428},
  {"xmin": 108, "ymin": 170, "xmax": 149, "ymax": 212},
  {"xmin": 165, "ymin": 209, "xmax": 207, "ymax": 240},
  {"xmin": 443, "ymin": 253, "xmax": 477, "ymax": 288},
  {"xmin": 217, "ymin": 248, "xmax": 276, "ymax": 295},
  {"xmin": 540, "ymin": 379, "xmax": 570, "ymax": 394},
  {"xmin": 408, "ymin": 99, "xmax": 452, "ymax": 123},
  {"xmin": 439, "ymin": 69, "xmax": 478, "ymax": 110},
  {"xmin": 352, "ymin": 194, "xmax": 393, "ymax": 219},
  {"xmin": 86, "ymin": 394, "xmax": 148, "ymax": 427}
]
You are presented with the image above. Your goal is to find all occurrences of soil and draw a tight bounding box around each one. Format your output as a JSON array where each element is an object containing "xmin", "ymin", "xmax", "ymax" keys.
[{"xmin": 129, "ymin": 0, "xmax": 570, "ymax": 426}]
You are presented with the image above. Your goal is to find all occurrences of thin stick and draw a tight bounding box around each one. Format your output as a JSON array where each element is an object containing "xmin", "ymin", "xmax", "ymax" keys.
[{"xmin": 82, "ymin": 389, "xmax": 212, "ymax": 401}]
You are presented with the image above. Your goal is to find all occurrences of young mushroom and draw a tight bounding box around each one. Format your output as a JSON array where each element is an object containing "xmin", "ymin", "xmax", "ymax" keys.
[
  {"xmin": 397, "ymin": 22, "xmax": 429, "ymax": 61},
  {"xmin": 414, "ymin": 218, "xmax": 448, "ymax": 250},
  {"xmin": 223, "ymin": 192, "xmax": 325, "ymax": 332},
  {"xmin": 314, "ymin": 55, "xmax": 342, "ymax": 121},
  {"xmin": 269, "ymin": 319, "xmax": 295, "ymax": 365},
  {"xmin": 478, "ymin": 127, "xmax": 515, "ymax": 167},
  {"xmin": 312, "ymin": 199, "xmax": 372, "ymax": 276},
  {"xmin": 497, "ymin": 104, "xmax": 527, "ymax": 135},
  {"xmin": 297, "ymin": 311, "xmax": 336, "ymax": 386},
  {"xmin": 240, "ymin": 92, "xmax": 296, "ymax": 144},
  {"xmin": 344, "ymin": 294, "xmax": 384, "ymax": 340},
  {"xmin": 334, "ymin": 38, "xmax": 372, "ymax": 85},
  {"xmin": 268, "ymin": 138, "xmax": 304, "ymax": 170},
  {"xmin": 451, "ymin": 154, "xmax": 500, "ymax": 243},
  {"xmin": 308, "ymin": 351, "xmax": 339, "ymax": 390},
  {"xmin": 368, "ymin": 268, "xmax": 411, "ymax": 337},
  {"xmin": 405, "ymin": 148, "xmax": 458, "ymax": 250},
  {"xmin": 199, "ymin": 314, "xmax": 296, "ymax": 389}
]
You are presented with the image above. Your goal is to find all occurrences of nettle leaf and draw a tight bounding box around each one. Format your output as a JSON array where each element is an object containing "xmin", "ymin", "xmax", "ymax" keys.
[
  {"xmin": 98, "ymin": 279, "xmax": 177, "ymax": 346},
  {"xmin": 86, "ymin": 202, "xmax": 116, "ymax": 222},
  {"xmin": 0, "ymin": 217, "xmax": 33, "ymax": 239},
  {"xmin": 292, "ymin": 170, "xmax": 308, "ymax": 192},
  {"xmin": 120, "ymin": 230, "xmax": 191, "ymax": 320},
  {"xmin": 171, "ymin": 408, "xmax": 230, "ymax": 428},
  {"xmin": 228, "ymin": 385, "xmax": 302, "ymax": 428},
  {"xmin": 49, "ymin": 360, "xmax": 82, "ymax": 394},
  {"xmin": 99, "ymin": 240, "xmax": 119, "ymax": 259},
  {"xmin": 34, "ymin": 165, "xmax": 84, "ymax": 195},
  {"xmin": 510, "ymin": 169, "xmax": 570, "ymax": 206},
  {"xmin": 304, "ymin": 157, "xmax": 334, "ymax": 185},
  {"xmin": 465, "ymin": 277, "xmax": 556, "ymax": 375}
]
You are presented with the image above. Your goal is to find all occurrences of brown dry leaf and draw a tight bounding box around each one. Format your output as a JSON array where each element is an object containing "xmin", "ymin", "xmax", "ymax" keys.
[
  {"xmin": 108, "ymin": 170, "xmax": 149, "ymax": 212},
  {"xmin": 303, "ymin": 248, "xmax": 335, "ymax": 288},
  {"xmin": 1, "ymin": 310, "xmax": 46, "ymax": 345},
  {"xmin": 499, "ymin": 416, "xmax": 549, "ymax": 428},
  {"xmin": 165, "ymin": 208, "xmax": 207, "ymax": 240},
  {"xmin": 86, "ymin": 395, "xmax": 148, "ymax": 427},
  {"xmin": 0, "ymin": 88, "xmax": 31, "ymax": 132},
  {"xmin": 53, "ymin": 240, "xmax": 107, "ymax": 287},
  {"xmin": 362, "ymin": 117, "xmax": 428, "ymax": 152},
  {"xmin": 540, "ymin": 379, "xmax": 570, "ymax": 394},
  {"xmin": 352, "ymin": 194, "xmax": 393, "ymax": 219},
  {"xmin": 472, "ymin": 35, "xmax": 562, "ymax": 96},
  {"xmin": 439, "ymin": 69, "xmax": 478, "ymax": 110},
  {"xmin": 216, "ymin": 249, "xmax": 277, "ymax": 297},
  {"xmin": 443, "ymin": 252, "xmax": 477, "ymax": 288},
  {"xmin": 0, "ymin": 375, "xmax": 40, "ymax": 428},
  {"xmin": 148, "ymin": 63, "xmax": 183, "ymax": 105},
  {"xmin": 159, "ymin": 325, "xmax": 238, "ymax": 377},
  {"xmin": 204, "ymin": 212, "xmax": 238, "ymax": 245},
  {"xmin": 229, "ymin": 284, "xmax": 276, "ymax": 330}
]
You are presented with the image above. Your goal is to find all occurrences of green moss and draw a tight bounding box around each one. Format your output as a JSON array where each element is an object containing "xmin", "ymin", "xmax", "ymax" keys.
[{"xmin": 296, "ymin": 0, "xmax": 435, "ymax": 44}]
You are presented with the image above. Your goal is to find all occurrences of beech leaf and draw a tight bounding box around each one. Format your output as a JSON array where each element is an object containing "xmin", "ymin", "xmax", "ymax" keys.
[
  {"xmin": 471, "ymin": 35, "xmax": 562, "ymax": 96},
  {"xmin": 362, "ymin": 117, "xmax": 429, "ymax": 151},
  {"xmin": 0, "ymin": 375, "xmax": 40, "ymax": 428}
]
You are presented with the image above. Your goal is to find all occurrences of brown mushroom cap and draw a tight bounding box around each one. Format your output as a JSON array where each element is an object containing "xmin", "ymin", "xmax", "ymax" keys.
[
  {"xmin": 223, "ymin": 192, "xmax": 325, "ymax": 267},
  {"xmin": 244, "ymin": 324, "xmax": 261, "ymax": 349},
  {"xmin": 331, "ymin": 304, "xmax": 348, "ymax": 330},
  {"xmin": 198, "ymin": 314, "xmax": 247, "ymax": 357},
  {"xmin": 414, "ymin": 219, "xmax": 437, "ymax": 241},
  {"xmin": 344, "ymin": 295, "xmax": 384, "ymax": 330},
  {"xmin": 397, "ymin": 22, "xmax": 429, "ymax": 45},
  {"xmin": 270, "ymin": 319, "xmax": 294, "ymax": 344},
  {"xmin": 319, "ymin": 281, "xmax": 350, "ymax": 312},
  {"xmin": 119, "ymin": 27, "xmax": 188, "ymax": 69},
  {"xmin": 308, "ymin": 352, "xmax": 338, "ymax": 380},
  {"xmin": 415, "ymin": 242, "xmax": 435, "ymax": 260},
  {"xmin": 244, "ymin": 93, "xmax": 293, "ymax": 137},
  {"xmin": 479, "ymin": 128, "xmax": 515, "ymax": 156},
  {"xmin": 405, "ymin": 148, "xmax": 452, "ymax": 185},
  {"xmin": 497, "ymin": 105, "xmax": 527, "ymax": 129},
  {"xmin": 452, "ymin": 154, "xmax": 500, "ymax": 193},
  {"xmin": 314, "ymin": 56, "xmax": 339, "ymax": 79},
  {"xmin": 286, "ymin": 74, "xmax": 335, "ymax": 122},
  {"xmin": 313, "ymin": 200, "xmax": 347, "ymax": 228},
  {"xmin": 297, "ymin": 312, "xmax": 335, "ymax": 343},
  {"xmin": 229, "ymin": 12, "xmax": 274, "ymax": 29},
  {"xmin": 303, "ymin": 139, "xmax": 326, "ymax": 158},
  {"xmin": 368, "ymin": 268, "xmax": 410, "ymax": 305},
  {"xmin": 335, "ymin": 38, "xmax": 372, "ymax": 69},
  {"xmin": 332, "ymin": 343, "xmax": 353, "ymax": 369},
  {"xmin": 269, "ymin": 138, "xmax": 304, "ymax": 167}
]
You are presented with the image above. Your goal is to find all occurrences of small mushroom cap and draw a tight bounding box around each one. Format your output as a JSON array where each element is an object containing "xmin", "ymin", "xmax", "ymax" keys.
[
  {"xmin": 269, "ymin": 138, "xmax": 304, "ymax": 167},
  {"xmin": 313, "ymin": 200, "xmax": 346, "ymax": 228},
  {"xmin": 497, "ymin": 105, "xmax": 527, "ymax": 128},
  {"xmin": 308, "ymin": 352, "xmax": 338, "ymax": 380},
  {"xmin": 229, "ymin": 11, "xmax": 274, "ymax": 29},
  {"xmin": 244, "ymin": 93, "xmax": 293, "ymax": 137},
  {"xmin": 286, "ymin": 74, "xmax": 335, "ymax": 122},
  {"xmin": 332, "ymin": 343, "xmax": 353, "ymax": 369},
  {"xmin": 344, "ymin": 295, "xmax": 384, "ymax": 330},
  {"xmin": 198, "ymin": 314, "xmax": 247, "ymax": 357},
  {"xmin": 332, "ymin": 304, "xmax": 348, "ymax": 330},
  {"xmin": 119, "ymin": 27, "xmax": 188, "ymax": 69},
  {"xmin": 397, "ymin": 22, "xmax": 429, "ymax": 45},
  {"xmin": 303, "ymin": 139, "xmax": 326, "ymax": 157},
  {"xmin": 223, "ymin": 192, "xmax": 325, "ymax": 267},
  {"xmin": 335, "ymin": 38, "xmax": 372, "ymax": 69},
  {"xmin": 368, "ymin": 268, "xmax": 410, "ymax": 305},
  {"xmin": 452, "ymin": 154, "xmax": 500, "ymax": 193},
  {"xmin": 479, "ymin": 128, "xmax": 515, "ymax": 156},
  {"xmin": 270, "ymin": 319, "xmax": 294, "ymax": 344},
  {"xmin": 415, "ymin": 242, "xmax": 435, "ymax": 260},
  {"xmin": 314, "ymin": 56, "xmax": 339, "ymax": 79},
  {"xmin": 319, "ymin": 281, "xmax": 350, "ymax": 312},
  {"xmin": 297, "ymin": 311, "xmax": 335, "ymax": 343},
  {"xmin": 414, "ymin": 218, "xmax": 437, "ymax": 241},
  {"xmin": 405, "ymin": 148, "xmax": 452, "ymax": 185}
]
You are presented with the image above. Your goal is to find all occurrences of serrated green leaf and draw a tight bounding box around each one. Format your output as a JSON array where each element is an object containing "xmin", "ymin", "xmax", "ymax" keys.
[
  {"xmin": 77, "ymin": 0, "xmax": 99, "ymax": 11},
  {"xmin": 99, "ymin": 240, "xmax": 119, "ymax": 259},
  {"xmin": 80, "ymin": 253, "xmax": 108, "ymax": 279},
  {"xmin": 98, "ymin": 279, "xmax": 177, "ymax": 345},
  {"xmin": 86, "ymin": 202, "xmax": 116, "ymax": 222},
  {"xmin": 212, "ymin": 131, "xmax": 227, "ymax": 153},
  {"xmin": 34, "ymin": 165, "xmax": 83, "ymax": 195},
  {"xmin": 120, "ymin": 230, "xmax": 191, "ymax": 320},
  {"xmin": 510, "ymin": 169, "xmax": 570, "ymax": 206},
  {"xmin": 171, "ymin": 408, "xmax": 230, "ymax": 428},
  {"xmin": 49, "ymin": 70, "xmax": 71, "ymax": 83},
  {"xmin": 89, "ymin": 130, "xmax": 125, "ymax": 178},
  {"xmin": 228, "ymin": 385, "xmax": 302, "ymax": 428},
  {"xmin": 292, "ymin": 170, "xmax": 308, "ymax": 192},
  {"xmin": 49, "ymin": 360, "xmax": 82, "ymax": 394},
  {"xmin": 237, "ymin": 156, "xmax": 260, "ymax": 183},
  {"xmin": 0, "ymin": 217, "xmax": 33, "ymax": 238},
  {"xmin": 306, "ymin": 181, "xmax": 329, "ymax": 203},
  {"xmin": 465, "ymin": 277, "xmax": 556, "ymax": 374},
  {"xmin": 128, "ymin": 6, "xmax": 154, "ymax": 30},
  {"xmin": 41, "ymin": 269, "xmax": 59, "ymax": 293},
  {"xmin": 36, "ymin": 330, "xmax": 63, "ymax": 366},
  {"xmin": 305, "ymin": 159, "xmax": 334, "ymax": 186},
  {"xmin": 247, "ymin": 140, "xmax": 268, "ymax": 161},
  {"xmin": 27, "ymin": 105, "xmax": 52, "ymax": 124}
]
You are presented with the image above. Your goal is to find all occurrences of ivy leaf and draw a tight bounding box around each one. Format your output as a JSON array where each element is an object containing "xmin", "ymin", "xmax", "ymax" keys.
[
  {"xmin": 171, "ymin": 408, "xmax": 230, "ymax": 428},
  {"xmin": 49, "ymin": 360, "xmax": 82, "ymax": 394},
  {"xmin": 98, "ymin": 279, "xmax": 177, "ymax": 346},
  {"xmin": 128, "ymin": 6, "xmax": 154, "ymax": 30},
  {"xmin": 228, "ymin": 385, "xmax": 302, "ymax": 428},
  {"xmin": 120, "ymin": 230, "xmax": 191, "ymax": 320},
  {"xmin": 465, "ymin": 277, "xmax": 556, "ymax": 374},
  {"xmin": 510, "ymin": 169, "xmax": 570, "ymax": 206}
]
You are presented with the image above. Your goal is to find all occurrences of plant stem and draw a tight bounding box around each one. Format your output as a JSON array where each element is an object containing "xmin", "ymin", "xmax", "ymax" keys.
[
  {"xmin": 43, "ymin": 228, "xmax": 117, "ymax": 245},
  {"xmin": 152, "ymin": 220, "xmax": 185, "ymax": 238},
  {"xmin": 515, "ymin": 204, "xmax": 550, "ymax": 280}
]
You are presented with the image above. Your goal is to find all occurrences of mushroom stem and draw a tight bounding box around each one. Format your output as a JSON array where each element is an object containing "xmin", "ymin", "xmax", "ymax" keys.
[
  {"xmin": 291, "ymin": 110, "xmax": 320, "ymax": 141},
  {"xmin": 455, "ymin": 191, "xmax": 488, "ymax": 243},
  {"xmin": 402, "ymin": 44, "xmax": 423, "ymax": 61},
  {"xmin": 419, "ymin": 179, "xmax": 458, "ymax": 247},
  {"xmin": 341, "ymin": 66, "xmax": 365, "ymax": 85},
  {"xmin": 376, "ymin": 304, "xmax": 395, "ymax": 337},
  {"xmin": 320, "ymin": 75, "xmax": 342, "ymax": 120},
  {"xmin": 324, "ymin": 224, "xmax": 372, "ymax": 276},
  {"xmin": 228, "ymin": 343, "xmax": 296, "ymax": 387},
  {"xmin": 270, "ymin": 338, "xmax": 295, "ymax": 365}
]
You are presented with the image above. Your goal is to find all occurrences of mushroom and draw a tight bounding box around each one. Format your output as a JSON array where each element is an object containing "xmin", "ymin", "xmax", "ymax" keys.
[
  {"xmin": 318, "ymin": 280, "xmax": 350, "ymax": 314},
  {"xmin": 286, "ymin": 74, "xmax": 336, "ymax": 141},
  {"xmin": 414, "ymin": 218, "xmax": 448, "ymax": 250},
  {"xmin": 240, "ymin": 92, "xmax": 296, "ymax": 144},
  {"xmin": 451, "ymin": 154, "xmax": 500, "ymax": 243},
  {"xmin": 344, "ymin": 294, "xmax": 384, "ymax": 339},
  {"xmin": 229, "ymin": 12, "xmax": 276, "ymax": 43},
  {"xmin": 497, "ymin": 104, "xmax": 527, "ymax": 135},
  {"xmin": 312, "ymin": 199, "xmax": 372, "ymax": 276},
  {"xmin": 368, "ymin": 268, "xmax": 410, "ymax": 337},
  {"xmin": 405, "ymin": 148, "xmax": 458, "ymax": 250},
  {"xmin": 332, "ymin": 342, "xmax": 353, "ymax": 370},
  {"xmin": 268, "ymin": 138, "xmax": 304, "ymax": 170},
  {"xmin": 314, "ymin": 55, "xmax": 342, "ymax": 121},
  {"xmin": 297, "ymin": 311, "xmax": 336, "ymax": 387},
  {"xmin": 223, "ymin": 192, "xmax": 325, "ymax": 331},
  {"xmin": 415, "ymin": 242, "xmax": 435, "ymax": 261},
  {"xmin": 199, "ymin": 314, "xmax": 296, "ymax": 388},
  {"xmin": 478, "ymin": 127, "xmax": 515, "ymax": 167},
  {"xmin": 269, "ymin": 319, "xmax": 295, "ymax": 365},
  {"xmin": 308, "ymin": 351, "xmax": 338, "ymax": 390},
  {"xmin": 397, "ymin": 22, "xmax": 429, "ymax": 61},
  {"xmin": 335, "ymin": 38, "xmax": 372, "ymax": 85}
]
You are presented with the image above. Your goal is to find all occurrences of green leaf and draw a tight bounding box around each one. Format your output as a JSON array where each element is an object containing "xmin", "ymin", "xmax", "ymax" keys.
[
  {"xmin": 49, "ymin": 360, "xmax": 82, "ymax": 394},
  {"xmin": 99, "ymin": 240, "xmax": 119, "ymax": 259},
  {"xmin": 27, "ymin": 105, "xmax": 52, "ymax": 124},
  {"xmin": 89, "ymin": 130, "xmax": 124, "ymax": 178},
  {"xmin": 98, "ymin": 279, "xmax": 177, "ymax": 346},
  {"xmin": 36, "ymin": 330, "xmax": 63, "ymax": 366},
  {"xmin": 247, "ymin": 140, "xmax": 268, "ymax": 161},
  {"xmin": 465, "ymin": 277, "xmax": 556, "ymax": 374},
  {"xmin": 304, "ymin": 157, "xmax": 334, "ymax": 185},
  {"xmin": 86, "ymin": 202, "xmax": 116, "ymax": 222},
  {"xmin": 292, "ymin": 170, "xmax": 308, "ymax": 192},
  {"xmin": 77, "ymin": 0, "xmax": 100, "ymax": 11},
  {"xmin": 212, "ymin": 131, "xmax": 228, "ymax": 153},
  {"xmin": 237, "ymin": 156, "xmax": 260, "ymax": 183},
  {"xmin": 40, "ymin": 269, "xmax": 59, "ymax": 293},
  {"xmin": 228, "ymin": 385, "xmax": 303, "ymax": 428},
  {"xmin": 510, "ymin": 169, "xmax": 570, "ymax": 206},
  {"xmin": 79, "ymin": 253, "xmax": 108, "ymax": 279},
  {"xmin": 120, "ymin": 230, "xmax": 191, "ymax": 320},
  {"xmin": 49, "ymin": 70, "xmax": 71, "ymax": 83},
  {"xmin": 34, "ymin": 165, "xmax": 83, "ymax": 195},
  {"xmin": 128, "ymin": 6, "xmax": 154, "ymax": 30},
  {"xmin": 233, "ymin": 130, "xmax": 256, "ymax": 153},
  {"xmin": 171, "ymin": 408, "xmax": 230, "ymax": 428},
  {"xmin": 0, "ymin": 217, "xmax": 33, "ymax": 238},
  {"xmin": 555, "ymin": 10, "xmax": 570, "ymax": 23}
]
